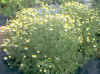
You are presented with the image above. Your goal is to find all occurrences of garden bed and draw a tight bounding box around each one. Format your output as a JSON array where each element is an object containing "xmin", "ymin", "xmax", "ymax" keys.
[{"xmin": 0, "ymin": 1, "xmax": 100, "ymax": 74}]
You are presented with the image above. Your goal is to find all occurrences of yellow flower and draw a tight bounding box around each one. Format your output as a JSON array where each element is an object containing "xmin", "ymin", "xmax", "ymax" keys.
[
  {"xmin": 39, "ymin": 21, "xmax": 44, "ymax": 24},
  {"xmin": 88, "ymin": 32, "xmax": 91, "ymax": 35},
  {"xmin": 93, "ymin": 45, "xmax": 96, "ymax": 48},
  {"xmin": 64, "ymin": 23, "xmax": 69, "ymax": 28},
  {"xmin": 25, "ymin": 39, "xmax": 30, "ymax": 43},
  {"xmin": 93, "ymin": 38, "xmax": 95, "ymax": 41},
  {"xmin": 24, "ymin": 55, "xmax": 26, "ymax": 58},
  {"xmin": 44, "ymin": 55, "xmax": 47, "ymax": 58},
  {"xmin": 79, "ymin": 36, "xmax": 83, "ymax": 43},
  {"xmin": 44, "ymin": 19, "xmax": 48, "ymax": 23},
  {"xmin": 49, "ymin": 65, "xmax": 52, "ymax": 68},
  {"xmin": 49, "ymin": 28, "xmax": 54, "ymax": 31},
  {"xmin": 48, "ymin": 58, "xmax": 52, "ymax": 60},
  {"xmin": 8, "ymin": 56, "xmax": 11, "ymax": 59},
  {"xmin": 46, "ymin": 14, "xmax": 49, "ymax": 17},
  {"xmin": 32, "ymin": 54, "xmax": 37, "ymax": 58},
  {"xmin": 20, "ymin": 64, "xmax": 24, "ymax": 67},
  {"xmin": 87, "ymin": 37, "xmax": 90, "ymax": 42},
  {"xmin": 44, "ymin": 69, "xmax": 47, "ymax": 72},
  {"xmin": 14, "ymin": 44, "xmax": 18, "ymax": 47},
  {"xmin": 36, "ymin": 50, "xmax": 40, "ymax": 54},
  {"xmin": 86, "ymin": 27, "xmax": 90, "ymax": 31},
  {"xmin": 37, "ymin": 64, "xmax": 40, "ymax": 68},
  {"xmin": 24, "ymin": 46, "xmax": 29, "ymax": 50},
  {"xmin": 4, "ymin": 57, "xmax": 8, "ymax": 60},
  {"xmin": 12, "ymin": 29, "xmax": 16, "ymax": 32},
  {"xmin": 3, "ymin": 48, "xmax": 7, "ymax": 52},
  {"xmin": 40, "ymin": 69, "xmax": 42, "ymax": 72}
]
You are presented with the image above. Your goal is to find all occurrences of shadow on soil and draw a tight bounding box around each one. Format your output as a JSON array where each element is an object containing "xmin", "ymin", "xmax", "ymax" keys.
[
  {"xmin": 76, "ymin": 58, "xmax": 100, "ymax": 74},
  {"xmin": 0, "ymin": 50, "xmax": 23, "ymax": 74}
]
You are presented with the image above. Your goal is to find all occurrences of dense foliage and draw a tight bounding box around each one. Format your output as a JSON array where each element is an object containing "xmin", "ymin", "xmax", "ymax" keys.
[
  {"xmin": 40, "ymin": 0, "xmax": 75, "ymax": 4},
  {"xmin": 0, "ymin": 0, "xmax": 35, "ymax": 16},
  {"xmin": 1, "ymin": 2, "xmax": 99, "ymax": 74},
  {"xmin": 0, "ymin": 0, "xmax": 79, "ymax": 17}
]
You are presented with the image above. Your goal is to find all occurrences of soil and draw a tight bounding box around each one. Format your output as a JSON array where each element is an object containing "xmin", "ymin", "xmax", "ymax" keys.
[
  {"xmin": 0, "ymin": 15, "xmax": 9, "ymax": 26},
  {"xmin": 76, "ymin": 58, "xmax": 100, "ymax": 74},
  {"xmin": 0, "ymin": 50, "xmax": 23, "ymax": 74}
]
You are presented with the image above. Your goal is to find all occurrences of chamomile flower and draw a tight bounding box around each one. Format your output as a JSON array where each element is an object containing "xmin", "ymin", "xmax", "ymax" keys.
[
  {"xmin": 32, "ymin": 54, "xmax": 37, "ymax": 58},
  {"xmin": 24, "ymin": 46, "xmax": 29, "ymax": 50},
  {"xmin": 36, "ymin": 50, "xmax": 40, "ymax": 54},
  {"xmin": 25, "ymin": 39, "xmax": 30, "ymax": 43},
  {"xmin": 4, "ymin": 57, "xmax": 8, "ymax": 60}
]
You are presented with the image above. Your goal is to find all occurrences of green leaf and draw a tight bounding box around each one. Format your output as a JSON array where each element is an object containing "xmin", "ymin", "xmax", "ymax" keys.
[{"xmin": 1, "ymin": 0, "xmax": 7, "ymax": 4}]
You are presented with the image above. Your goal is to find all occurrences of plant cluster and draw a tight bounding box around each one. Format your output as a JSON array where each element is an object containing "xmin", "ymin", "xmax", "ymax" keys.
[
  {"xmin": 0, "ymin": 0, "xmax": 35, "ymax": 17},
  {"xmin": 1, "ymin": 2, "xmax": 99, "ymax": 74},
  {"xmin": 0, "ymin": 0, "xmax": 81, "ymax": 17}
]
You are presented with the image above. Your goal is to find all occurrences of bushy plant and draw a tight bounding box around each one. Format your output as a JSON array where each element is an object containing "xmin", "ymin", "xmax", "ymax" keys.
[
  {"xmin": 0, "ymin": 0, "xmax": 35, "ymax": 17},
  {"xmin": 1, "ymin": 2, "xmax": 99, "ymax": 74},
  {"xmin": 61, "ymin": 2, "xmax": 99, "ymax": 60}
]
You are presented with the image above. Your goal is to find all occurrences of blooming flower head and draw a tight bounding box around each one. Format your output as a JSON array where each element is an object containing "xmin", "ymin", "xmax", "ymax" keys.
[
  {"xmin": 32, "ymin": 54, "xmax": 37, "ymax": 58},
  {"xmin": 24, "ymin": 46, "xmax": 29, "ymax": 50}
]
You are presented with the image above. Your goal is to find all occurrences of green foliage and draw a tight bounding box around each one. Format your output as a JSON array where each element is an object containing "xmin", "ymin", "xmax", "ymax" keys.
[
  {"xmin": 0, "ymin": 0, "xmax": 35, "ymax": 17},
  {"xmin": 1, "ymin": 2, "xmax": 99, "ymax": 74},
  {"xmin": 93, "ymin": 0, "xmax": 100, "ymax": 13},
  {"xmin": 0, "ymin": 0, "xmax": 80, "ymax": 17},
  {"xmin": 40, "ymin": 0, "xmax": 75, "ymax": 4},
  {"xmin": 1, "ymin": 0, "xmax": 7, "ymax": 4}
]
